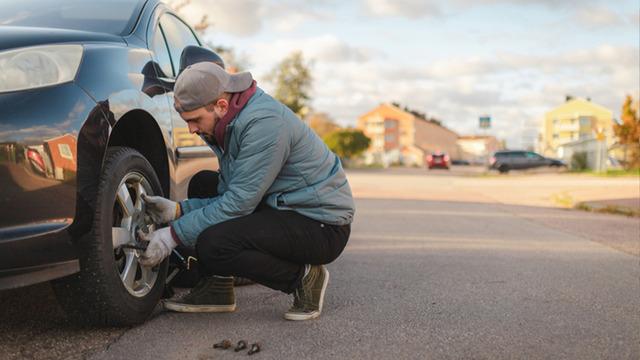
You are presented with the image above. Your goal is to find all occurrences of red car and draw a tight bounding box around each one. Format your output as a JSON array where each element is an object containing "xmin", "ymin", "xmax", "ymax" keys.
[{"xmin": 426, "ymin": 152, "xmax": 450, "ymax": 169}]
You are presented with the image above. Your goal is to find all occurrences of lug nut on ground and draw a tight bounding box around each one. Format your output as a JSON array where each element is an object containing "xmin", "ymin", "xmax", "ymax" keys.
[
  {"xmin": 248, "ymin": 343, "xmax": 261, "ymax": 355},
  {"xmin": 213, "ymin": 339, "xmax": 231, "ymax": 349},
  {"xmin": 234, "ymin": 340, "xmax": 248, "ymax": 352}
]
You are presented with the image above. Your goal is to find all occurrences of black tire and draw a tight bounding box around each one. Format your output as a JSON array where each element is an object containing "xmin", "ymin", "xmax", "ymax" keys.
[
  {"xmin": 498, "ymin": 164, "xmax": 510, "ymax": 174},
  {"xmin": 53, "ymin": 147, "xmax": 168, "ymax": 326}
]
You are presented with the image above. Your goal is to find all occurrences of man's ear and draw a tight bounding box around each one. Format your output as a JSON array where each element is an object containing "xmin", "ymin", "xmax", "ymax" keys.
[{"xmin": 216, "ymin": 98, "xmax": 229, "ymax": 113}]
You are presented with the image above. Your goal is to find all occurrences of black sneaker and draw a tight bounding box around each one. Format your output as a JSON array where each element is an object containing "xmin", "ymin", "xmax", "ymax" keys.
[
  {"xmin": 284, "ymin": 265, "xmax": 329, "ymax": 321},
  {"xmin": 164, "ymin": 275, "xmax": 236, "ymax": 313}
]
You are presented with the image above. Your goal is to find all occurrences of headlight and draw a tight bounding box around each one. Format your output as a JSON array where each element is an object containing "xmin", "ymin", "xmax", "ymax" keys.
[{"xmin": 0, "ymin": 44, "xmax": 83, "ymax": 93}]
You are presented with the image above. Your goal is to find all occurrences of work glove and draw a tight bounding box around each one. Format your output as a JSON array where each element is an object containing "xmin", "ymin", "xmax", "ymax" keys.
[
  {"xmin": 138, "ymin": 227, "xmax": 177, "ymax": 267},
  {"xmin": 142, "ymin": 194, "xmax": 180, "ymax": 223}
]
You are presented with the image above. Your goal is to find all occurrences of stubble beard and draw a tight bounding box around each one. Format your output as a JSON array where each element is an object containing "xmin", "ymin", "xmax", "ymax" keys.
[{"xmin": 200, "ymin": 113, "xmax": 220, "ymax": 144}]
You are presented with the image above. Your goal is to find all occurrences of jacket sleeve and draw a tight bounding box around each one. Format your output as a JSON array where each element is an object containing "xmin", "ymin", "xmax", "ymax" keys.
[
  {"xmin": 170, "ymin": 114, "xmax": 290, "ymax": 247},
  {"xmin": 179, "ymin": 196, "xmax": 220, "ymax": 215}
]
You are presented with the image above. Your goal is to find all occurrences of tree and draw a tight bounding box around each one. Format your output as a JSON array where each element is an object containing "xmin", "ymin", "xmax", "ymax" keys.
[
  {"xmin": 167, "ymin": 0, "xmax": 209, "ymax": 34},
  {"xmin": 613, "ymin": 95, "xmax": 640, "ymax": 169},
  {"xmin": 307, "ymin": 112, "xmax": 340, "ymax": 138},
  {"xmin": 167, "ymin": 1, "xmax": 248, "ymax": 72},
  {"xmin": 266, "ymin": 51, "xmax": 313, "ymax": 118},
  {"xmin": 323, "ymin": 129, "xmax": 371, "ymax": 162},
  {"xmin": 207, "ymin": 44, "xmax": 249, "ymax": 72}
]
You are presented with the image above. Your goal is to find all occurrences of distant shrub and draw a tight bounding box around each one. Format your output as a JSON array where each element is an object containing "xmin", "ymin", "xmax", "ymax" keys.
[{"xmin": 571, "ymin": 151, "xmax": 588, "ymax": 170}]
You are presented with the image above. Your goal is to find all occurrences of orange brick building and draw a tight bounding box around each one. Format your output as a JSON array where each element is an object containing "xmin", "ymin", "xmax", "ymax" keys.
[
  {"xmin": 44, "ymin": 134, "xmax": 77, "ymax": 180},
  {"xmin": 356, "ymin": 103, "xmax": 459, "ymax": 167}
]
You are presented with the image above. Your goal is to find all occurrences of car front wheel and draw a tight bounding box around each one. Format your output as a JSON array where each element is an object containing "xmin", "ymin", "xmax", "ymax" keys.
[{"xmin": 53, "ymin": 146, "xmax": 168, "ymax": 326}]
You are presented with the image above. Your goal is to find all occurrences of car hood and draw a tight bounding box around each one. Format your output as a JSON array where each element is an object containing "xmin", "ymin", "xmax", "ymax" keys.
[{"xmin": 0, "ymin": 26, "xmax": 125, "ymax": 51}]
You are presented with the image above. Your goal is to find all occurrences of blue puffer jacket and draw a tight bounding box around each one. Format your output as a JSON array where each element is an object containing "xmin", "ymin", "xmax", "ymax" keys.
[{"xmin": 171, "ymin": 88, "xmax": 355, "ymax": 247}]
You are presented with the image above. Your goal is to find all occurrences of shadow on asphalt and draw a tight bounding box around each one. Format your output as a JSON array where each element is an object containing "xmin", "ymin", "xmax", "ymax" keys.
[{"xmin": 0, "ymin": 283, "xmax": 126, "ymax": 360}]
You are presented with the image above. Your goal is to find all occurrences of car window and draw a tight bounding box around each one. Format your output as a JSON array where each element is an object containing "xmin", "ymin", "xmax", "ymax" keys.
[
  {"xmin": 151, "ymin": 25, "xmax": 174, "ymax": 78},
  {"xmin": 160, "ymin": 14, "xmax": 200, "ymax": 77},
  {"xmin": 526, "ymin": 152, "xmax": 543, "ymax": 159}
]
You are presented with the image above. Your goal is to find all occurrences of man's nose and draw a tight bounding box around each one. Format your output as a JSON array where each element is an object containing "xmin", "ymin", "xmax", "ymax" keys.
[{"xmin": 188, "ymin": 123, "xmax": 198, "ymax": 134}]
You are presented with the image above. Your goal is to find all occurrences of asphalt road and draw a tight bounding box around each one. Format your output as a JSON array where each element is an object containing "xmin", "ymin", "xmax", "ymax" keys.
[{"xmin": 1, "ymin": 170, "xmax": 638, "ymax": 359}]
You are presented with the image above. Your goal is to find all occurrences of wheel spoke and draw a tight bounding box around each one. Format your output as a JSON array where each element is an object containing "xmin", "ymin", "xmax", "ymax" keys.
[
  {"xmin": 120, "ymin": 251, "xmax": 138, "ymax": 289},
  {"xmin": 134, "ymin": 181, "xmax": 147, "ymax": 212},
  {"xmin": 112, "ymin": 227, "xmax": 131, "ymax": 248},
  {"xmin": 116, "ymin": 183, "xmax": 135, "ymax": 217},
  {"xmin": 140, "ymin": 267, "xmax": 155, "ymax": 291}
]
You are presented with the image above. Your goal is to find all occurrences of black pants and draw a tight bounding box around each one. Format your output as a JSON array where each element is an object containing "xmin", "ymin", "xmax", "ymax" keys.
[{"xmin": 187, "ymin": 171, "xmax": 350, "ymax": 293}]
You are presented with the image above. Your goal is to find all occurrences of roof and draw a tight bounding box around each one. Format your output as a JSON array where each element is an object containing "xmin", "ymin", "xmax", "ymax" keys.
[
  {"xmin": 546, "ymin": 98, "xmax": 613, "ymax": 117},
  {"xmin": 358, "ymin": 103, "xmax": 459, "ymax": 136}
]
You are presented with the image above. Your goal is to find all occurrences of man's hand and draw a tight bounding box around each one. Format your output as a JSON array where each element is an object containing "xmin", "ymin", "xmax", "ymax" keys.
[
  {"xmin": 142, "ymin": 194, "xmax": 180, "ymax": 223},
  {"xmin": 138, "ymin": 227, "xmax": 177, "ymax": 267}
]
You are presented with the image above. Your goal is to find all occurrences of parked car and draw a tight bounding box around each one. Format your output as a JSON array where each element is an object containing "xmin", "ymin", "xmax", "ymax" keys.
[
  {"xmin": 489, "ymin": 150, "xmax": 566, "ymax": 173},
  {"xmin": 426, "ymin": 152, "xmax": 450, "ymax": 169},
  {"xmin": 0, "ymin": 0, "xmax": 224, "ymax": 326}
]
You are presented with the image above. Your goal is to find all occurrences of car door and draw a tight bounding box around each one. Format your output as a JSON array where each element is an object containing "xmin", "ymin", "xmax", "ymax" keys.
[
  {"xmin": 525, "ymin": 152, "xmax": 547, "ymax": 168},
  {"xmin": 157, "ymin": 14, "xmax": 209, "ymax": 153},
  {"xmin": 153, "ymin": 13, "xmax": 217, "ymax": 199},
  {"xmin": 509, "ymin": 151, "xmax": 527, "ymax": 169}
]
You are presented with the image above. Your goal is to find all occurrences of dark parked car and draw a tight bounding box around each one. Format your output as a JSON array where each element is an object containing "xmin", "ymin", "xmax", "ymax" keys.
[
  {"xmin": 426, "ymin": 152, "xmax": 450, "ymax": 169},
  {"xmin": 0, "ymin": 0, "xmax": 224, "ymax": 325},
  {"xmin": 489, "ymin": 150, "xmax": 566, "ymax": 173}
]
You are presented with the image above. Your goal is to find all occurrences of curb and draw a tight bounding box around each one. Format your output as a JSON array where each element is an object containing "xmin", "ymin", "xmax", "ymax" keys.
[{"xmin": 575, "ymin": 202, "xmax": 640, "ymax": 217}]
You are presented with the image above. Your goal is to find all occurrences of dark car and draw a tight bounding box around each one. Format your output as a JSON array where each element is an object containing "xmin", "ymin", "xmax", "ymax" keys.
[
  {"xmin": 0, "ymin": 0, "xmax": 224, "ymax": 325},
  {"xmin": 426, "ymin": 152, "xmax": 450, "ymax": 169},
  {"xmin": 489, "ymin": 150, "xmax": 566, "ymax": 173}
]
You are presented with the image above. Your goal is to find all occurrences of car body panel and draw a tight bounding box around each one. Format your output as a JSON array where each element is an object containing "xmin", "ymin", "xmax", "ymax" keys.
[{"xmin": 0, "ymin": 0, "xmax": 218, "ymax": 290}]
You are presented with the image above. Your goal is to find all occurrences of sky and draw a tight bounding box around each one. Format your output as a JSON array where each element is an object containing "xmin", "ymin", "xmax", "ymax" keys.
[{"xmin": 169, "ymin": 0, "xmax": 640, "ymax": 149}]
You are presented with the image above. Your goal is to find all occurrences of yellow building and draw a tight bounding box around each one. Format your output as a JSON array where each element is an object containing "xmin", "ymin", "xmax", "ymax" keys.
[
  {"xmin": 356, "ymin": 103, "xmax": 459, "ymax": 166},
  {"xmin": 539, "ymin": 97, "xmax": 614, "ymax": 157}
]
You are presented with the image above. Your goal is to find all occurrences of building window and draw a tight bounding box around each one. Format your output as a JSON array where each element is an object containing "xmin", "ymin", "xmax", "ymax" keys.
[
  {"xmin": 553, "ymin": 134, "xmax": 559, "ymax": 139},
  {"xmin": 58, "ymin": 143, "xmax": 73, "ymax": 160},
  {"xmin": 579, "ymin": 116, "xmax": 592, "ymax": 126},
  {"xmin": 385, "ymin": 134, "xmax": 396, "ymax": 142}
]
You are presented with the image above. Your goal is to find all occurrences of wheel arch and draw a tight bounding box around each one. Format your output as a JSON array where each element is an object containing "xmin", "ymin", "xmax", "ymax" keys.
[{"xmin": 106, "ymin": 110, "xmax": 171, "ymax": 198}]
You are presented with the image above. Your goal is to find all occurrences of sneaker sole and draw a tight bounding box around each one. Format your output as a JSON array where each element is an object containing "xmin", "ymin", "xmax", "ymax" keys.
[
  {"xmin": 283, "ymin": 266, "xmax": 330, "ymax": 321},
  {"xmin": 163, "ymin": 301, "xmax": 236, "ymax": 313}
]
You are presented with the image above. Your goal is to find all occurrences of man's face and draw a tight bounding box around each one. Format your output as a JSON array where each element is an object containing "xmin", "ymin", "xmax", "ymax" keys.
[{"xmin": 177, "ymin": 98, "xmax": 228, "ymax": 138}]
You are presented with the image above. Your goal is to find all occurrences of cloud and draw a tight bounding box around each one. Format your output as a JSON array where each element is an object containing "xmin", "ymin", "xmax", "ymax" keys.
[
  {"xmin": 360, "ymin": 0, "xmax": 604, "ymax": 19},
  {"xmin": 268, "ymin": 2, "xmax": 335, "ymax": 33},
  {"xmin": 362, "ymin": 0, "xmax": 442, "ymax": 18},
  {"xmin": 250, "ymin": 35, "xmax": 378, "ymax": 68},
  {"xmin": 166, "ymin": 0, "xmax": 335, "ymax": 36},
  {"xmin": 574, "ymin": 6, "xmax": 622, "ymax": 28},
  {"xmin": 261, "ymin": 43, "xmax": 638, "ymax": 148},
  {"xmin": 168, "ymin": 0, "xmax": 263, "ymax": 36}
]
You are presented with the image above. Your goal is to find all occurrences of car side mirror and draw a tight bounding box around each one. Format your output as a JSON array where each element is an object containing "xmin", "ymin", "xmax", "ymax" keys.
[{"xmin": 178, "ymin": 46, "xmax": 225, "ymax": 76}]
